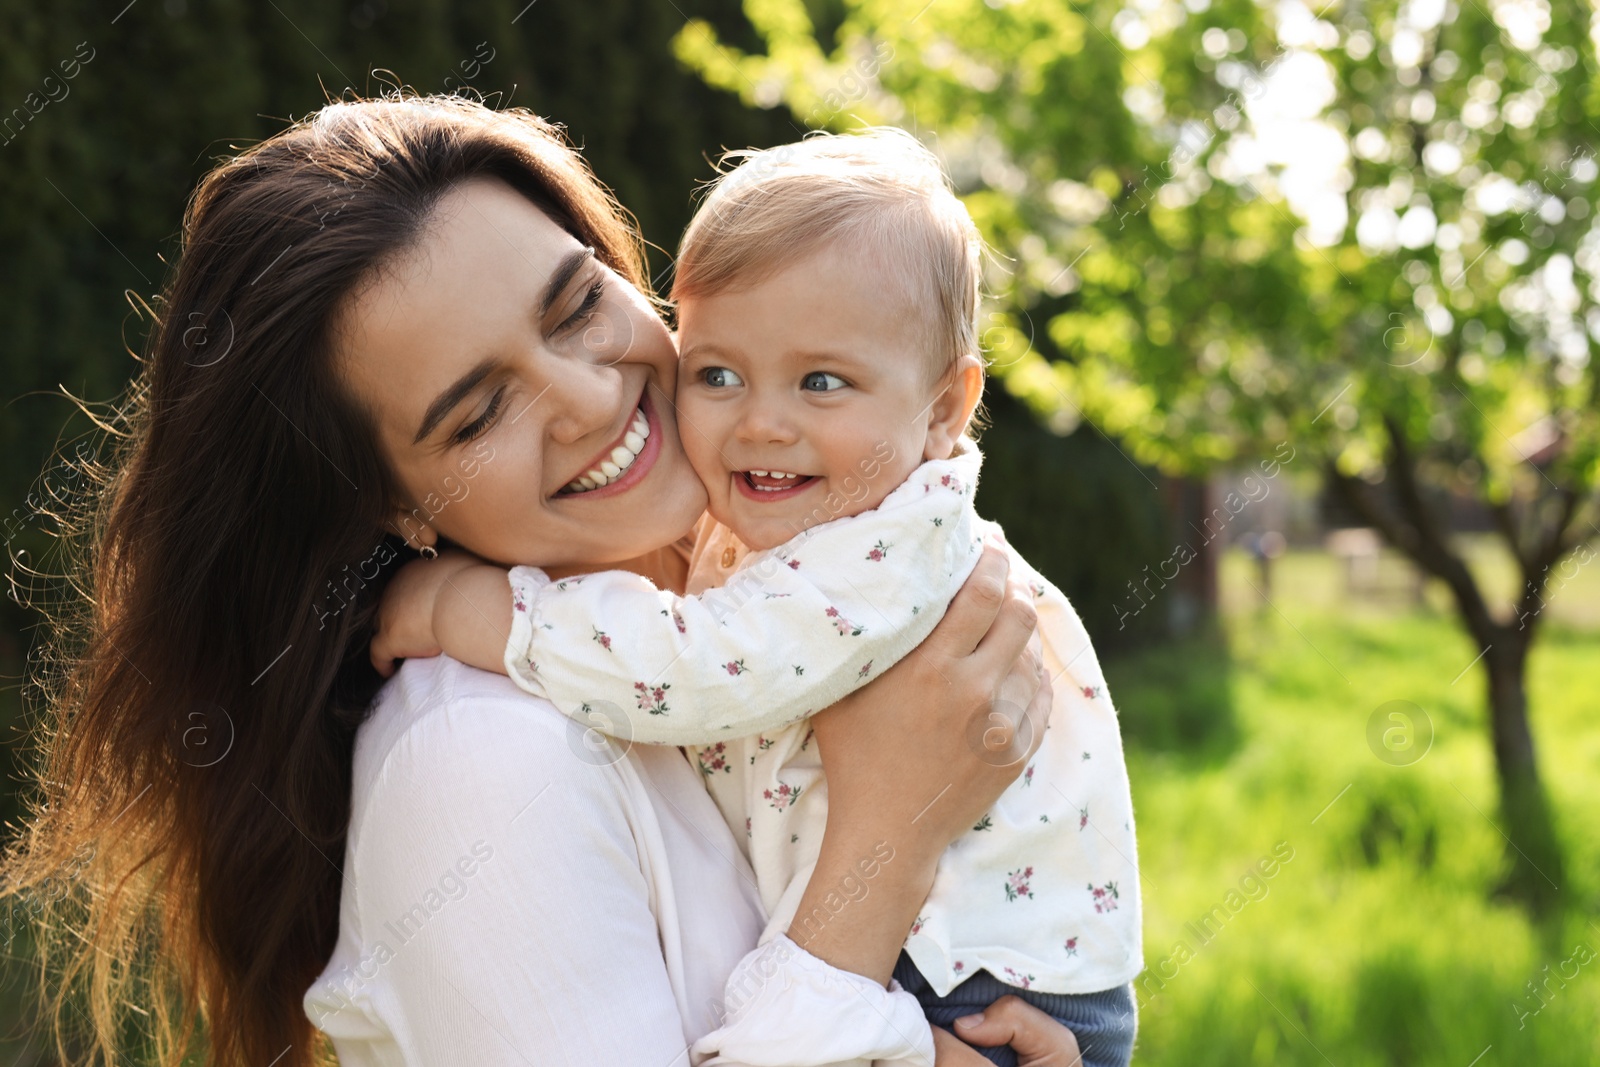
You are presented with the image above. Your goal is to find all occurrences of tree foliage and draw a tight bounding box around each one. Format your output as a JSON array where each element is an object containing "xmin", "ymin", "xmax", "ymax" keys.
[{"xmin": 677, "ymin": 0, "xmax": 1598, "ymax": 914}]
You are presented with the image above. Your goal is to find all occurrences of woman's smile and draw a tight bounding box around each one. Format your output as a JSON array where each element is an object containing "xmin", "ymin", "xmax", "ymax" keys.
[{"xmin": 556, "ymin": 388, "xmax": 660, "ymax": 497}]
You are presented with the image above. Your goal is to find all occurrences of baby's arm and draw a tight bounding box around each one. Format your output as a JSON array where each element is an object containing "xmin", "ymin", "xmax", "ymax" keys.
[
  {"xmin": 506, "ymin": 455, "xmax": 984, "ymax": 747},
  {"xmin": 370, "ymin": 551, "xmax": 515, "ymax": 680}
]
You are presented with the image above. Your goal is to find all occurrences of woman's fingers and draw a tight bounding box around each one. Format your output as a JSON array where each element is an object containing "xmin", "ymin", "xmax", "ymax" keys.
[
  {"xmin": 928, "ymin": 546, "xmax": 1011, "ymax": 658},
  {"xmin": 931, "ymin": 1026, "xmax": 999, "ymax": 1066},
  {"xmin": 1019, "ymin": 663, "xmax": 1052, "ymax": 764},
  {"xmin": 969, "ymin": 573, "xmax": 1039, "ymax": 679},
  {"xmin": 952, "ymin": 995, "xmax": 1083, "ymax": 1067}
]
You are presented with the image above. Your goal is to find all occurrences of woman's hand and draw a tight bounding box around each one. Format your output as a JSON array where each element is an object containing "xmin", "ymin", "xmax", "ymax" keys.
[
  {"xmin": 816, "ymin": 542, "xmax": 1049, "ymax": 855},
  {"xmin": 934, "ymin": 997, "xmax": 1083, "ymax": 1066},
  {"xmin": 785, "ymin": 544, "xmax": 1051, "ymax": 983}
]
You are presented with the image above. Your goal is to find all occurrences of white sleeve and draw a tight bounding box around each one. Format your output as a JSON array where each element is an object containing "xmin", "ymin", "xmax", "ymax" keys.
[
  {"xmin": 502, "ymin": 454, "xmax": 983, "ymax": 748},
  {"xmin": 698, "ymin": 937, "xmax": 936, "ymax": 1067},
  {"xmin": 344, "ymin": 697, "xmax": 705, "ymax": 1065}
]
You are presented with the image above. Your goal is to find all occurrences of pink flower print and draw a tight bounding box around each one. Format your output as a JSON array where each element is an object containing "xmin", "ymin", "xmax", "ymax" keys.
[
  {"xmin": 1023, "ymin": 765, "xmax": 1035, "ymax": 787},
  {"xmin": 1030, "ymin": 581, "xmax": 1046, "ymax": 599},
  {"xmin": 512, "ymin": 589, "xmax": 529, "ymax": 613},
  {"xmin": 1064, "ymin": 936, "xmax": 1079, "ymax": 957},
  {"xmin": 972, "ymin": 814, "xmax": 993, "ymax": 832},
  {"xmin": 696, "ymin": 742, "xmax": 731, "ymax": 776},
  {"xmin": 745, "ymin": 817, "xmax": 752, "ymax": 837},
  {"xmin": 857, "ymin": 660, "xmax": 874, "ymax": 680},
  {"xmin": 756, "ymin": 735, "xmax": 775, "ymax": 751},
  {"xmin": 1081, "ymin": 684, "xmax": 1102, "ymax": 700},
  {"xmin": 1002, "ymin": 967, "xmax": 1035, "ymax": 990},
  {"xmin": 592, "ymin": 626, "xmax": 612, "ymax": 652},
  {"xmin": 1089, "ymin": 881, "xmax": 1120, "ymax": 913},
  {"xmin": 554, "ymin": 576, "xmax": 585, "ymax": 591},
  {"xmin": 939, "ymin": 473, "xmax": 965, "ymax": 493},
  {"xmin": 865, "ymin": 539, "xmax": 891, "ymax": 562},
  {"xmin": 634, "ymin": 681, "xmax": 671, "ymax": 715},
  {"xmin": 825, "ymin": 605, "xmax": 864, "ymax": 636},
  {"xmin": 660, "ymin": 607, "xmax": 686, "ymax": 633},
  {"xmin": 1004, "ymin": 867, "xmax": 1035, "ymax": 902},
  {"xmin": 910, "ymin": 915, "xmax": 928, "ymax": 935},
  {"xmin": 953, "ymin": 961, "xmax": 966, "ymax": 975},
  {"xmin": 786, "ymin": 558, "xmax": 801, "ymax": 570},
  {"xmin": 800, "ymin": 728, "xmax": 813, "ymax": 751},
  {"xmin": 764, "ymin": 781, "xmax": 802, "ymax": 812},
  {"xmin": 723, "ymin": 659, "xmax": 748, "ymax": 676},
  {"xmin": 1079, "ymin": 807, "xmax": 1089, "ymax": 830}
]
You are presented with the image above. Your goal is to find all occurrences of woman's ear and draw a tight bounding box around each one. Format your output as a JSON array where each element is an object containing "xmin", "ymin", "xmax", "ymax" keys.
[
  {"xmin": 923, "ymin": 354, "xmax": 985, "ymax": 461},
  {"xmin": 387, "ymin": 508, "xmax": 437, "ymax": 555}
]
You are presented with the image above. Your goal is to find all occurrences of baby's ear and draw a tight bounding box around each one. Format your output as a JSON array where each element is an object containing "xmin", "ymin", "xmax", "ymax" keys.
[{"xmin": 923, "ymin": 354, "xmax": 985, "ymax": 461}]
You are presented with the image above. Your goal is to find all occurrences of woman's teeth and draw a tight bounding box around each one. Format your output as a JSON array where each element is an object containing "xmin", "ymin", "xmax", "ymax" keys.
[{"xmin": 561, "ymin": 407, "xmax": 649, "ymax": 494}]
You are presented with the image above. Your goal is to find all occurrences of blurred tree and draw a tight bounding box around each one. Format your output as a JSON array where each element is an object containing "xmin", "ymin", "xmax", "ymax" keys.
[{"xmin": 675, "ymin": 0, "xmax": 1598, "ymax": 915}]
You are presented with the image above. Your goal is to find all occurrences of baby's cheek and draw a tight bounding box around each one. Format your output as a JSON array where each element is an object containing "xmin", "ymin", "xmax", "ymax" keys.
[{"xmin": 676, "ymin": 402, "xmax": 727, "ymax": 490}]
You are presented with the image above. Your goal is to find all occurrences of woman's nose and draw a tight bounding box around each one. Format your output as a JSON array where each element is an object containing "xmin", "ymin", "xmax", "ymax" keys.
[{"xmin": 539, "ymin": 359, "xmax": 626, "ymax": 445}]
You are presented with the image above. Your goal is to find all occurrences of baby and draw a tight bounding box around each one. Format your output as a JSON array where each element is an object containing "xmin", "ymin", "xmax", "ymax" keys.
[{"xmin": 378, "ymin": 130, "xmax": 1142, "ymax": 1067}]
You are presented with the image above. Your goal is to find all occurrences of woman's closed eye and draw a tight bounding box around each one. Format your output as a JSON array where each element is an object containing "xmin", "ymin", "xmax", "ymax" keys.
[
  {"xmin": 558, "ymin": 278, "xmax": 605, "ymax": 334},
  {"xmin": 701, "ymin": 366, "xmax": 744, "ymax": 388},
  {"xmin": 801, "ymin": 371, "xmax": 848, "ymax": 392},
  {"xmin": 452, "ymin": 385, "xmax": 506, "ymax": 444}
]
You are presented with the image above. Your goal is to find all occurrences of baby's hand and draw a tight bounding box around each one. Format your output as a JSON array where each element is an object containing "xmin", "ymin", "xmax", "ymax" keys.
[{"xmin": 370, "ymin": 549, "xmax": 482, "ymax": 678}]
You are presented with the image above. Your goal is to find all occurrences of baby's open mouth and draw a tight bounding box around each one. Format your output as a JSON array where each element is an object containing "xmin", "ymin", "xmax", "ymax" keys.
[
  {"xmin": 740, "ymin": 470, "xmax": 818, "ymax": 493},
  {"xmin": 558, "ymin": 403, "xmax": 650, "ymax": 494}
]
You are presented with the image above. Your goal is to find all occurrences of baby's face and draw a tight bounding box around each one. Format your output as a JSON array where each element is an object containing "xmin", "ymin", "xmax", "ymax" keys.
[{"xmin": 675, "ymin": 241, "xmax": 943, "ymax": 551}]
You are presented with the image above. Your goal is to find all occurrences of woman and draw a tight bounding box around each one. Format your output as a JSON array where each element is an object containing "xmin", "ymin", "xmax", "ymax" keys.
[{"xmin": 3, "ymin": 93, "xmax": 1078, "ymax": 1065}]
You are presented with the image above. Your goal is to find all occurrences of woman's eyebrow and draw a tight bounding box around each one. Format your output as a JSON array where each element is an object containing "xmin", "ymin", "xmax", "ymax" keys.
[
  {"xmin": 414, "ymin": 358, "xmax": 497, "ymax": 444},
  {"xmin": 540, "ymin": 246, "xmax": 595, "ymax": 316}
]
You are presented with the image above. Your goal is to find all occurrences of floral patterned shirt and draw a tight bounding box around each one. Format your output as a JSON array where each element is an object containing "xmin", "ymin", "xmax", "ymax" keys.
[{"xmin": 503, "ymin": 444, "xmax": 1143, "ymax": 996}]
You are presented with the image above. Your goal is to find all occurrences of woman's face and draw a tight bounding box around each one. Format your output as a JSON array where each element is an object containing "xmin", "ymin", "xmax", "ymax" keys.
[{"xmin": 336, "ymin": 176, "xmax": 707, "ymax": 568}]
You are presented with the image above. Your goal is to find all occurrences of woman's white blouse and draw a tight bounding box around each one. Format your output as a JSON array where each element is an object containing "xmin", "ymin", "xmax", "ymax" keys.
[{"xmin": 304, "ymin": 654, "xmax": 935, "ymax": 1067}]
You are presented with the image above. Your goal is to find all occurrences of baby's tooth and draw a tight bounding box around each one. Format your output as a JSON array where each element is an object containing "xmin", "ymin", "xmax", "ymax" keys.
[
  {"xmin": 623, "ymin": 431, "xmax": 645, "ymax": 453},
  {"xmin": 600, "ymin": 460, "xmax": 622, "ymax": 478}
]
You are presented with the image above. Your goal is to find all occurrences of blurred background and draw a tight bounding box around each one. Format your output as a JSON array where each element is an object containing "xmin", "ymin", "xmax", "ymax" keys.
[{"xmin": 0, "ymin": 0, "xmax": 1596, "ymax": 1063}]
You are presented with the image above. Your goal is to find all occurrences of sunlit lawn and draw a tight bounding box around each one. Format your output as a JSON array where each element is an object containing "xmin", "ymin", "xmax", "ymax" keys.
[{"xmin": 1109, "ymin": 545, "xmax": 1599, "ymax": 1066}]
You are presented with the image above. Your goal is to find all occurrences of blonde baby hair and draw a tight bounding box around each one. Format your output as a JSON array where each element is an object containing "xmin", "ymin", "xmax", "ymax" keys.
[{"xmin": 672, "ymin": 127, "xmax": 983, "ymax": 383}]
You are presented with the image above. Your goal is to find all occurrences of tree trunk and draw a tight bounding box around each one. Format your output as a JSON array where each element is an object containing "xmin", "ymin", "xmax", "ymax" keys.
[
  {"xmin": 1482, "ymin": 635, "xmax": 1565, "ymax": 916},
  {"xmin": 1326, "ymin": 455, "xmax": 1569, "ymax": 919}
]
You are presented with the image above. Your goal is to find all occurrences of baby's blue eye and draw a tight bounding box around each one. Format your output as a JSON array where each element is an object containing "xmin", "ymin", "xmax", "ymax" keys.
[
  {"xmin": 802, "ymin": 372, "xmax": 848, "ymax": 392},
  {"xmin": 702, "ymin": 366, "xmax": 744, "ymax": 388}
]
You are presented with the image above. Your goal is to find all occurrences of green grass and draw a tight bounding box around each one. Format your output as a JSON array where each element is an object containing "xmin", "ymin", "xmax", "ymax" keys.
[{"xmin": 1109, "ymin": 549, "xmax": 1600, "ymax": 1066}]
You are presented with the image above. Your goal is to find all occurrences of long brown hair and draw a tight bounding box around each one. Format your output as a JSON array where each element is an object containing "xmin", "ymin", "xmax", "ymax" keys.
[{"xmin": 2, "ymin": 91, "xmax": 650, "ymax": 1066}]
